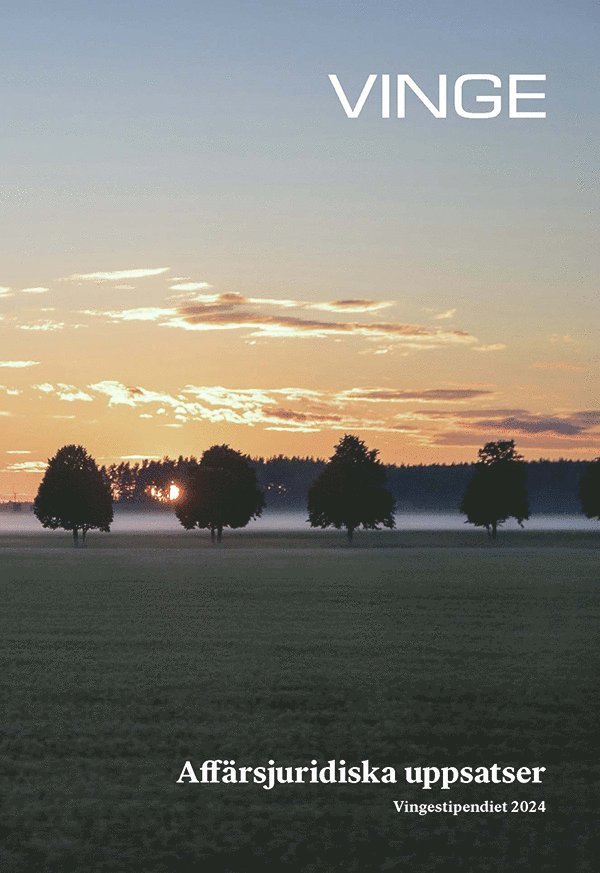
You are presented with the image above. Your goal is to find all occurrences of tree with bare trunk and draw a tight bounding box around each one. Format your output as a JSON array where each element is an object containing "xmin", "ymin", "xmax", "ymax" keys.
[
  {"xmin": 175, "ymin": 444, "xmax": 264, "ymax": 542},
  {"xmin": 461, "ymin": 440, "xmax": 529, "ymax": 538},
  {"xmin": 307, "ymin": 434, "xmax": 395, "ymax": 543},
  {"xmin": 34, "ymin": 445, "xmax": 113, "ymax": 546}
]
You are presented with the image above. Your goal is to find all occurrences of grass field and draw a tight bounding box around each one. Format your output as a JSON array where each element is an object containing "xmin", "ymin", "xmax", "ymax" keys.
[{"xmin": 1, "ymin": 530, "xmax": 598, "ymax": 872}]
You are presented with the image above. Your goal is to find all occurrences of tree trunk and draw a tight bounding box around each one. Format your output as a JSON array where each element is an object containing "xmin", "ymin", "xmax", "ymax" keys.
[
  {"xmin": 217, "ymin": 526, "xmax": 223, "ymax": 543},
  {"xmin": 210, "ymin": 528, "xmax": 216, "ymax": 544},
  {"xmin": 82, "ymin": 528, "xmax": 87, "ymax": 547},
  {"xmin": 491, "ymin": 521, "xmax": 497, "ymax": 540},
  {"xmin": 346, "ymin": 526, "xmax": 354, "ymax": 544},
  {"xmin": 73, "ymin": 528, "xmax": 79, "ymax": 548}
]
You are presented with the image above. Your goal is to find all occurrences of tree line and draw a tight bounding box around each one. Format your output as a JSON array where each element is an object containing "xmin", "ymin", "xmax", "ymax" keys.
[
  {"xmin": 100, "ymin": 454, "xmax": 589, "ymax": 515},
  {"xmin": 31, "ymin": 437, "xmax": 600, "ymax": 546}
]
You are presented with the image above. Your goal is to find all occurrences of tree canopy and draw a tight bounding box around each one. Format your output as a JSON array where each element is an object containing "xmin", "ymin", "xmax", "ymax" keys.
[
  {"xmin": 579, "ymin": 458, "xmax": 600, "ymax": 521},
  {"xmin": 460, "ymin": 440, "xmax": 529, "ymax": 538},
  {"xmin": 175, "ymin": 444, "xmax": 264, "ymax": 541},
  {"xmin": 307, "ymin": 434, "xmax": 395, "ymax": 542},
  {"xmin": 34, "ymin": 444, "xmax": 113, "ymax": 546}
]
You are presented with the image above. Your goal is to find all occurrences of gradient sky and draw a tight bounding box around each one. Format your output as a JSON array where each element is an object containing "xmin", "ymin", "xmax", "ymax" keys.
[{"xmin": 0, "ymin": 0, "xmax": 598, "ymax": 498}]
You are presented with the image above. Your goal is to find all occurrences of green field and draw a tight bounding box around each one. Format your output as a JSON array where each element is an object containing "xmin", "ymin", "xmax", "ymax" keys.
[{"xmin": 1, "ymin": 531, "xmax": 598, "ymax": 872}]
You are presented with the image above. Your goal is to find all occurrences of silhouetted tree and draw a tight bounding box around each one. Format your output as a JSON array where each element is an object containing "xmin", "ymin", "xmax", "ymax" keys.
[
  {"xmin": 175, "ymin": 444, "xmax": 264, "ymax": 541},
  {"xmin": 461, "ymin": 440, "xmax": 529, "ymax": 538},
  {"xmin": 34, "ymin": 444, "xmax": 113, "ymax": 546},
  {"xmin": 308, "ymin": 434, "xmax": 395, "ymax": 542},
  {"xmin": 579, "ymin": 458, "xmax": 600, "ymax": 521}
]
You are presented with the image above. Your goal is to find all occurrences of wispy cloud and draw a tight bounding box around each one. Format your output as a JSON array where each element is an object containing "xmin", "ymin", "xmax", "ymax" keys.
[
  {"xmin": 169, "ymin": 281, "xmax": 212, "ymax": 291},
  {"xmin": 6, "ymin": 374, "xmax": 595, "ymax": 450},
  {"xmin": 85, "ymin": 381, "xmax": 600, "ymax": 445},
  {"xmin": 473, "ymin": 414, "xmax": 584, "ymax": 436},
  {"xmin": 6, "ymin": 450, "xmax": 31, "ymax": 455},
  {"xmin": 3, "ymin": 460, "xmax": 48, "ymax": 473},
  {"xmin": 247, "ymin": 296, "xmax": 302, "ymax": 309},
  {"xmin": 34, "ymin": 383, "xmax": 93, "ymax": 402},
  {"xmin": 17, "ymin": 321, "xmax": 66, "ymax": 332},
  {"xmin": 87, "ymin": 307, "xmax": 175, "ymax": 322},
  {"xmin": 311, "ymin": 299, "xmax": 395, "ymax": 313},
  {"xmin": 415, "ymin": 407, "xmax": 527, "ymax": 420},
  {"xmin": 181, "ymin": 293, "xmax": 395, "ymax": 313},
  {"xmin": 85, "ymin": 292, "xmax": 479, "ymax": 349},
  {"xmin": 0, "ymin": 286, "xmax": 14, "ymax": 298},
  {"xmin": 571, "ymin": 411, "xmax": 600, "ymax": 427},
  {"xmin": 424, "ymin": 408, "xmax": 600, "ymax": 443},
  {"xmin": 90, "ymin": 381, "xmax": 185, "ymax": 410},
  {"xmin": 66, "ymin": 267, "xmax": 170, "ymax": 282},
  {"xmin": 472, "ymin": 344, "xmax": 507, "ymax": 352},
  {"xmin": 167, "ymin": 299, "xmax": 477, "ymax": 346},
  {"xmin": 0, "ymin": 360, "xmax": 40, "ymax": 368},
  {"xmin": 530, "ymin": 361, "xmax": 583, "ymax": 372},
  {"xmin": 171, "ymin": 313, "xmax": 476, "ymax": 346},
  {"xmin": 21, "ymin": 286, "xmax": 50, "ymax": 294},
  {"xmin": 434, "ymin": 431, "xmax": 600, "ymax": 451},
  {"xmin": 338, "ymin": 388, "xmax": 493, "ymax": 403},
  {"xmin": 423, "ymin": 307, "xmax": 457, "ymax": 321},
  {"xmin": 173, "ymin": 292, "xmax": 395, "ymax": 313},
  {"xmin": 88, "ymin": 380, "xmax": 396, "ymax": 433},
  {"xmin": 167, "ymin": 291, "xmax": 300, "ymax": 308}
]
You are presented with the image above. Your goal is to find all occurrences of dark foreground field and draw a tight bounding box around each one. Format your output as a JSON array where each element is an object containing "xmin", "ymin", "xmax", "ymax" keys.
[{"xmin": 1, "ymin": 531, "xmax": 598, "ymax": 872}]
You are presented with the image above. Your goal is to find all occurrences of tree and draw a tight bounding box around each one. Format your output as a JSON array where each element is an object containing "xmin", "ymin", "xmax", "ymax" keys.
[
  {"xmin": 34, "ymin": 444, "xmax": 113, "ymax": 546},
  {"xmin": 460, "ymin": 440, "xmax": 529, "ymax": 538},
  {"xmin": 307, "ymin": 434, "xmax": 395, "ymax": 542},
  {"xmin": 579, "ymin": 458, "xmax": 600, "ymax": 521},
  {"xmin": 175, "ymin": 444, "xmax": 264, "ymax": 541}
]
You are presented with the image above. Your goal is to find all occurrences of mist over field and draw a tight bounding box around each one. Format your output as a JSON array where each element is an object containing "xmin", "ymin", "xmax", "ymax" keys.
[{"xmin": 0, "ymin": 509, "xmax": 598, "ymax": 536}]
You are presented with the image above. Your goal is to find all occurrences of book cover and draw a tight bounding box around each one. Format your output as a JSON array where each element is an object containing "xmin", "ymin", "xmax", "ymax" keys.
[{"xmin": 1, "ymin": 2, "xmax": 597, "ymax": 871}]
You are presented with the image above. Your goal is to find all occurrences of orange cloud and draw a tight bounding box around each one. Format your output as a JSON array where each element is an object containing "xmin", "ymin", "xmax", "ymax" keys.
[
  {"xmin": 84, "ymin": 290, "xmax": 480, "ymax": 349},
  {"xmin": 338, "ymin": 388, "xmax": 494, "ymax": 403},
  {"xmin": 167, "ymin": 303, "xmax": 477, "ymax": 346}
]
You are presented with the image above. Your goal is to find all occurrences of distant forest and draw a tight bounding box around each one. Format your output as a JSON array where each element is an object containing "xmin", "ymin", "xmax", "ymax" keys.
[{"xmin": 102, "ymin": 456, "xmax": 590, "ymax": 515}]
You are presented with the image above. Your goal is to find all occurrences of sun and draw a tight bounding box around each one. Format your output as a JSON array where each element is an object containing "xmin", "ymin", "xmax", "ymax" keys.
[{"xmin": 168, "ymin": 483, "xmax": 181, "ymax": 501}]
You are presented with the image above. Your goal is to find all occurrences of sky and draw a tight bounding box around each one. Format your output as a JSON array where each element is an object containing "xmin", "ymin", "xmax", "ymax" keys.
[{"xmin": 0, "ymin": 0, "xmax": 598, "ymax": 498}]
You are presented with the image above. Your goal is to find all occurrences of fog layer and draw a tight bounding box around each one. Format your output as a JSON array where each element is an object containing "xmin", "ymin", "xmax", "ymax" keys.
[{"xmin": 0, "ymin": 510, "xmax": 597, "ymax": 534}]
